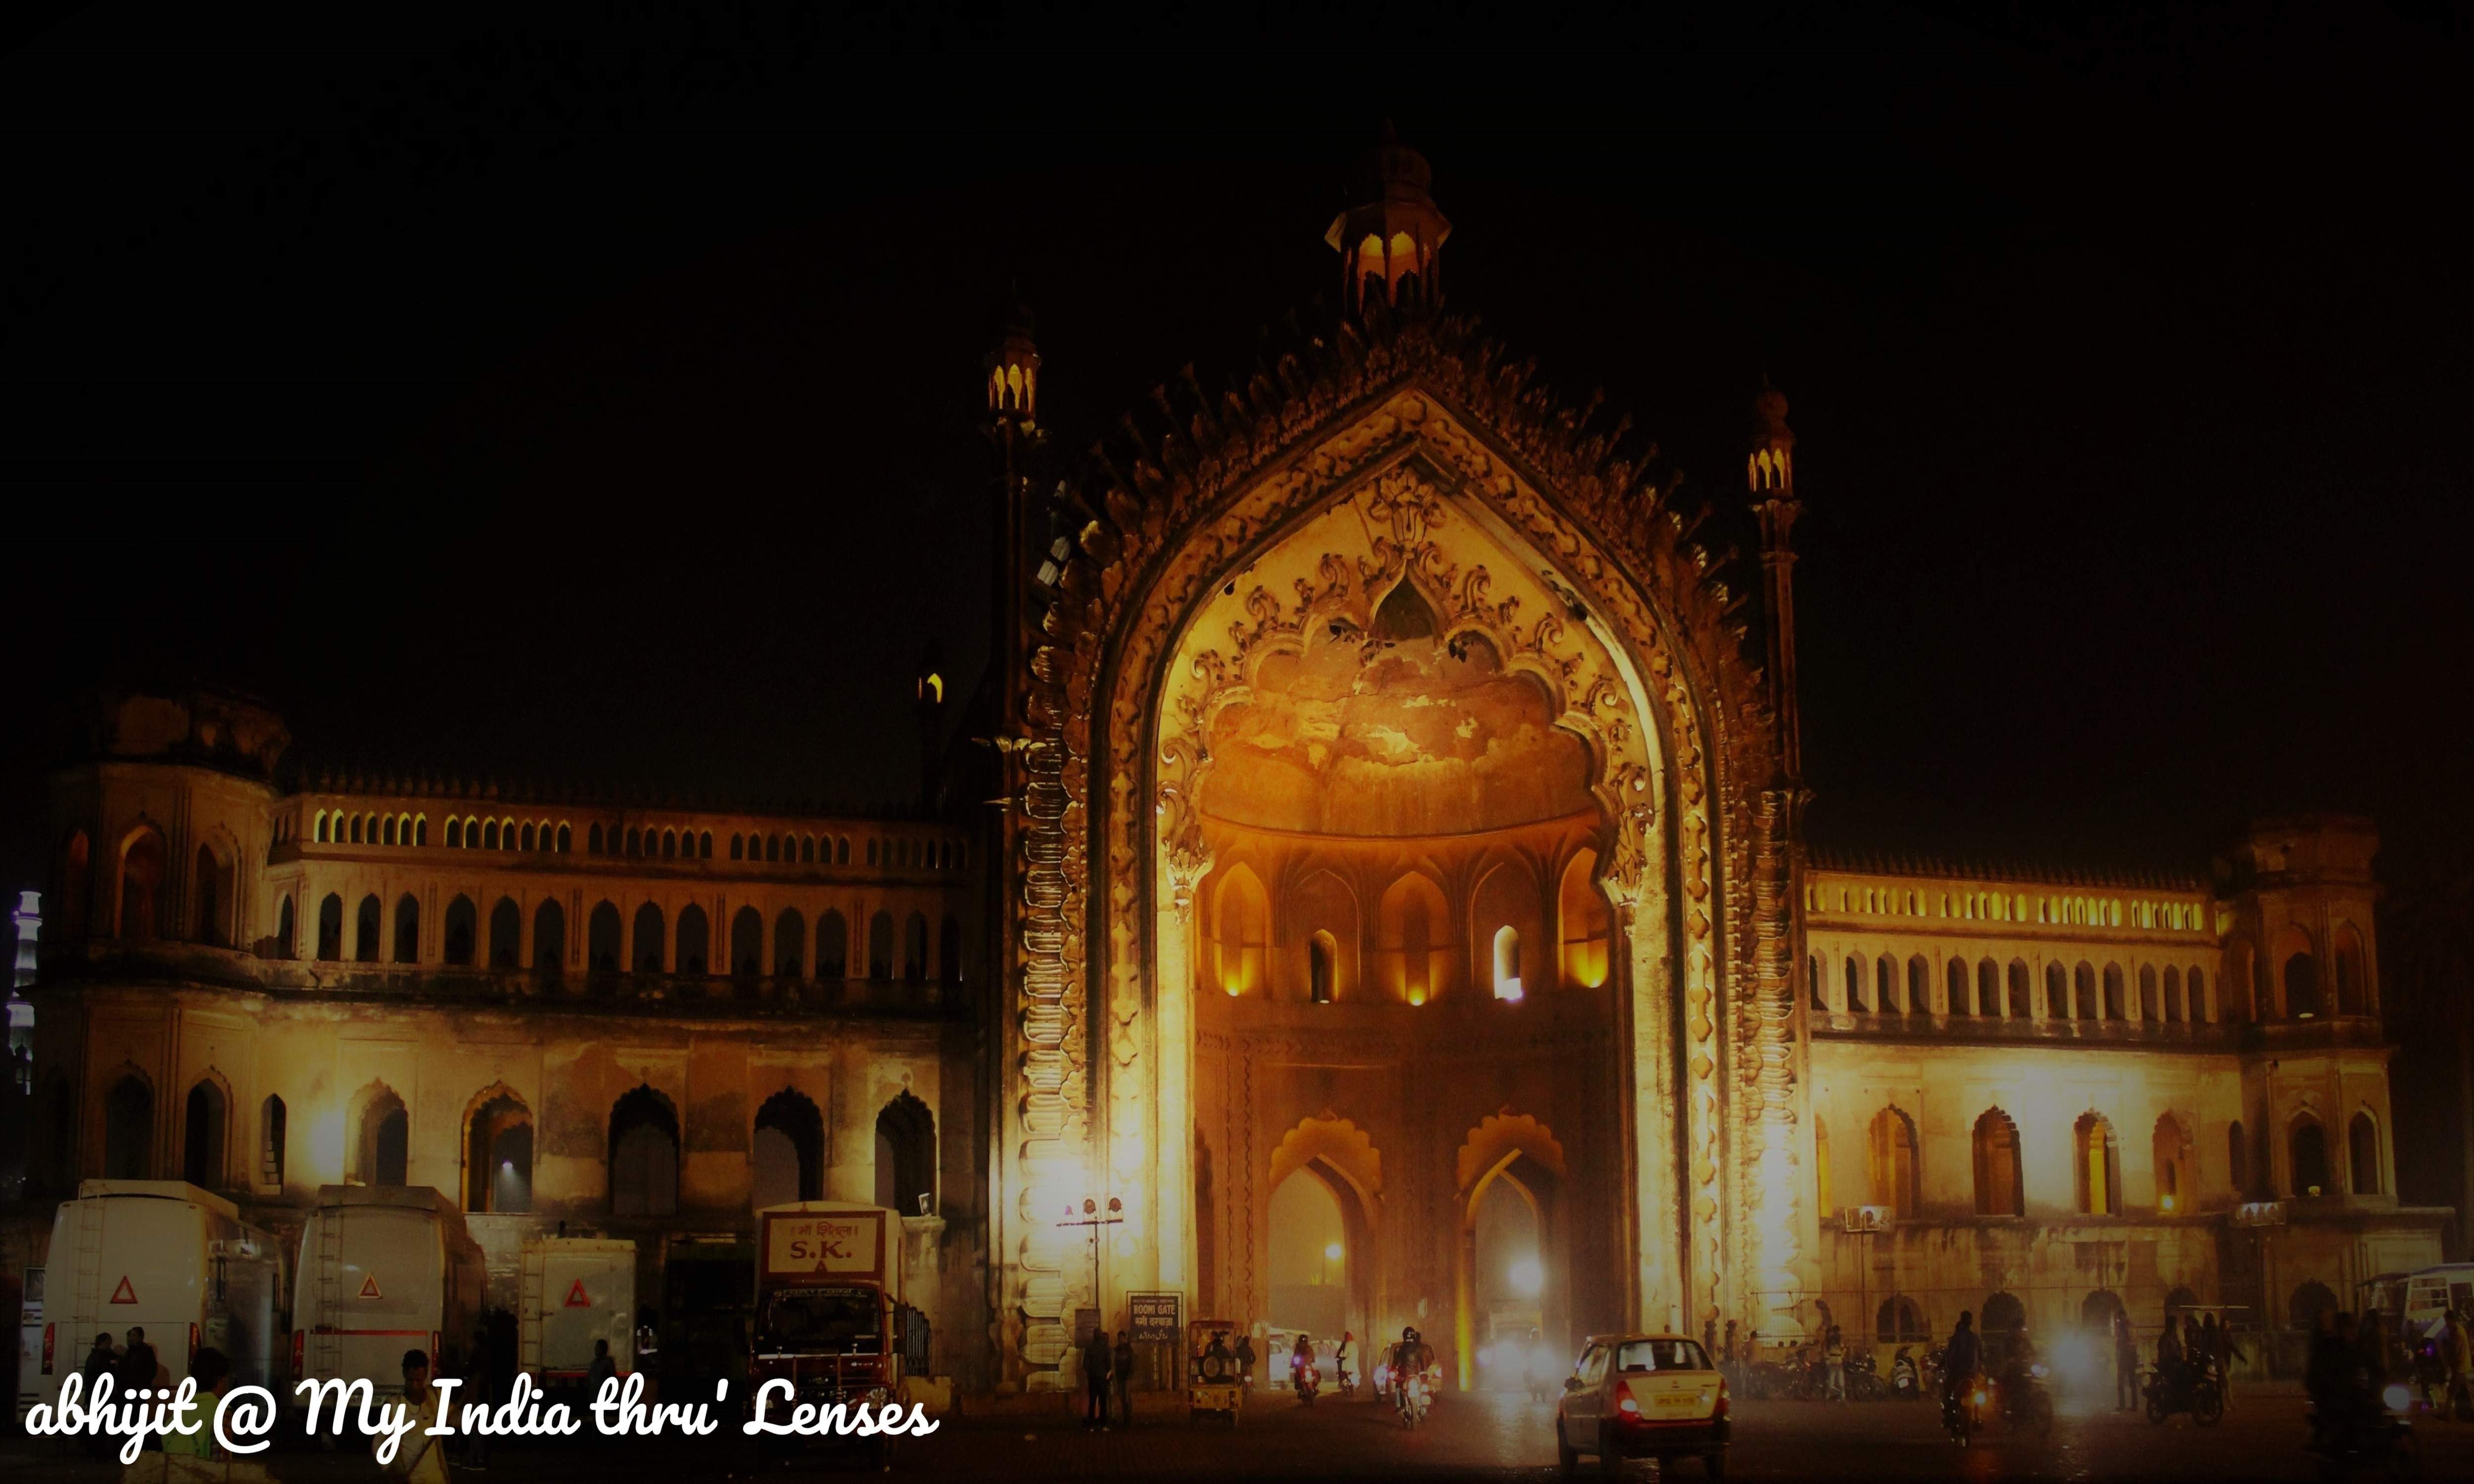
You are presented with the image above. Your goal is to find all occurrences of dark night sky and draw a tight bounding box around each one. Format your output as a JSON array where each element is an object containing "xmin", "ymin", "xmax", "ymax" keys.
[{"xmin": 5, "ymin": 5, "xmax": 2470, "ymax": 893}]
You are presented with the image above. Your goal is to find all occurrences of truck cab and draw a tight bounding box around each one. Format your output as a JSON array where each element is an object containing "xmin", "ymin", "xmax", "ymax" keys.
[{"xmin": 751, "ymin": 1202, "xmax": 926, "ymax": 1415}]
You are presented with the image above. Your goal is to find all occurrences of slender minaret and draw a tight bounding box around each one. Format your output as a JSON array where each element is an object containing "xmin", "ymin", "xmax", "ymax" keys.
[
  {"xmin": 1749, "ymin": 379, "xmax": 1802, "ymax": 785},
  {"xmin": 1325, "ymin": 123, "xmax": 1451, "ymax": 315},
  {"xmin": 984, "ymin": 298, "xmax": 1043, "ymax": 734}
]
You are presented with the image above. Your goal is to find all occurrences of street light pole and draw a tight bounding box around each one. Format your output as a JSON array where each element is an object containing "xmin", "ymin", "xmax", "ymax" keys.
[{"xmin": 1058, "ymin": 1195, "xmax": 1125, "ymax": 1343}]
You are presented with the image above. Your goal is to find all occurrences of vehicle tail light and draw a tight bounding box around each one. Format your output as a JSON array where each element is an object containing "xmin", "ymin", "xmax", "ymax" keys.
[
  {"xmin": 292, "ymin": 1330, "xmax": 305, "ymax": 1379},
  {"xmin": 1714, "ymin": 1376, "xmax": 1730, "ymax": 1420},
  {"xmin": 1618, "ymin": 1394, "xmax": 1641, "ymax": 1416},
  {"xmin": 43, "ymin": 1322, "xmax": 55, "ymax": 1375},
  {"xmin": 431, "ymin": 1332, "xmax": 442, "ymax": 1374},
  {"xmin": 190, "ymin": 1323, "xmax": 201, "ymax": 1364}
]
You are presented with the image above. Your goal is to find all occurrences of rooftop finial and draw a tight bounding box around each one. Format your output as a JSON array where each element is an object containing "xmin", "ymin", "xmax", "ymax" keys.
[{"xmin": 1325, "ymin": 125, "xmax": 1450, "ymax": 317}]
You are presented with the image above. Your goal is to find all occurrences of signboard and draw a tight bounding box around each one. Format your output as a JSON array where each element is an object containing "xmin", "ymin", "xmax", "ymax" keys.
[
  {"xmin": 762, "ymin": 1209, "xmax": 886, "ymax": 1280},
  {"xmin": 1074, "ymin": 1307, "xmax": 1100, "ymax": 1347},
  {"xmin": 1128, "ymin": 1291, "xmax": 1181, "ymax": 1345}
]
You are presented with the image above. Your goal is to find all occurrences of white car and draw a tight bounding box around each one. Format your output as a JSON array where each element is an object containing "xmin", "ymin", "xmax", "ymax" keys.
[{"xmin": 1557, "ymin": 1333, "xmax": 1730, "ymax": 1479}]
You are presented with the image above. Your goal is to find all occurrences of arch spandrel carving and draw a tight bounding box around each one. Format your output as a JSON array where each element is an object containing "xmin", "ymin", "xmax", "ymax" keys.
[{"xmin": 1008, "ymin": 310, "xmax": 1801, "ymax": 1382}]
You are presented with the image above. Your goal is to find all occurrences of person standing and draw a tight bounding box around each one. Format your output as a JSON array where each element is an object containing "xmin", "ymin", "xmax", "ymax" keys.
[
  {"xmin": 1112, "ymin": 1329, "xmax": 1135, "ymax": 1428},
  {"xmin": 1081, "ymin": 1325, "xmax": 1112, "ymax": 1431},
  {"xmin": 385, "ymin": 1349, "xmax": 452, "ymax": 1484},
  {"xmin": 2441, "ymin": 1307, "xmax": 2471, "ymax": 1420},
  {"xmin": 1942, "ymin": 1312, "xmax": 1980, "ymax": 1404},
  {"xmin": 2111, "ymin": 1311, "xmax": 2139, "ymax": 1411},
  {"xmin": 162, "ymin": 1348, "xmax": 231, "ymax": 1463},
  {"xmin": 1823, "ymin": 1325, "xmax": 1847, "ymax": 1401},
  {"xmin": 1334, "ymin": 1331, "xmax": 1355, "ymax": 1394},
  {"xmin": 1235, "ymin": 1331, "xmax": 1257, "ymax": 1391},
  {"xmin": 2213, "ymin": 1314, "xmax": 2246, "ymax": 1412},
  {"xmin": 119, "ymin": 1327, "xmax": 165, "ymax": 1452}
]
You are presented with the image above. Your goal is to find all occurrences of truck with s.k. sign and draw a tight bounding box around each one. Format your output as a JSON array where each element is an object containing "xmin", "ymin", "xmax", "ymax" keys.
[{"xmin": 751, "ymin": 1202, "xmax": 927, "ymax": 1426}]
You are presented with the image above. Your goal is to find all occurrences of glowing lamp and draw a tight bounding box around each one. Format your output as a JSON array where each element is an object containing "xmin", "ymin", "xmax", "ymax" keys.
[{"xmin": 1324, "ymin": 1242, "xmax": 1344, "ymax": 1261}]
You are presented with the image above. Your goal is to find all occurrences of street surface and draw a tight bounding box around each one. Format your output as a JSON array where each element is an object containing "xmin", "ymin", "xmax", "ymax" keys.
[{"xmin": 5, "ymin": 1384, "xmax": 2467, "ymax": 1481}]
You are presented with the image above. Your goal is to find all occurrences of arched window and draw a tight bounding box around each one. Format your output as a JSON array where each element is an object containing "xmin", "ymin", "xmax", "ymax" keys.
[
  {"xmin": 1843, "ymin": 955, "xmax": 1865, "ymax": 1013},
  {"xmin": 836, "ymin": 837, "xmax": 850, "ymax": 864},
  {"xmin": 1977, "ymin": 958, "xmax": 1999, "ymax": 1017},
  {"xmin": 119, "ymin": 827, "xmax": 167, "ymax": 939},
  {"xmin": 904, "ymin": 911, "xmax": 929, "ymax": 983},
  {"xmin": 623, "ymin": 905, "xmax": 653, "ymax": 974},
  {"xmin": 1312, "ymin": 930, "xmax": 1340, "ymax": 1003},
  {"xmin": 775, "ymin": 908, "xmax": 807, "ymax": 978},
  {"xmin": 2006, "ymin": 960, "xmax": 2031, "ymax": 1019},
  {"xmin": 2152, "ymin": 1113, "xmax": 2192, "ymax": 1214},
  {"xmin": 2189, "ymin": 967, "xmax": 2207, "ymax": 1021},
  {"xmin": 1972, "ymin": 1108, "xmax": 2023, "ymax": 1216},
  {"xmin": 817, "ymin": 910, "xmax": 848, "ymax": 978},
  {"xmin": 445, "ymin": 817, "xmax": 462, "ymax": 848},
  {"xmin": 464, "ymin": 1090, "xmax": 532, "ymax": 1213},
  {"xmin": 588, "ymin": 901, "xmax": 621, "ymax": 970},
  {"xmin": 488, "ymin": 897, "xmax": 520, "ymax": 967},
  {"xmin": 609, "ymin": 1086, "xmax": 679, "ymax": 1216},
  {"xmin": 482, "ymin": 819, "xmax": 499, "ymax": 850},
  {"xmin": 753, "ymin": 1089, "xmax": 823, "ymax": 1208},
  {"xmin": 2290, "ymin": 1115, "xmax": 2330, "ymax": 1196},
  {"xmin": 661, "ymin": 829, "xmax": 677, "ymax": 860},
  {"xmin": 875, "ymin": 1091, "xmax": 936, "ymax": 1216},
  {"xmin": 276, "ymin": 894, "xmax": 296, "ymax": 959},
  {"xmin": 2102, "ymin": 964, "xmax": 2126, "ymax": 1020},
  {"xmin": 2136, "ymin": 965, "xmax": 2157, "ymax": 1021},
  {"xmin": 316, "ymin": 893, "xmax": 344, "ymax": 961},
  {"xmin": 533, "ymin": 899, "xmax": 565, "ymax": 974},
  {"xmin": 867, "ymin": 912, "xmax": 895, "ymax": 980},
  {"xmin": 940, "ymin": 915, "xmax": 962, "ymax": 984},
  {"xmin": 1982, "ymin": 1292, "xmax": 2027, "ymax": 1363},
  {"xmin": 2331, "ymin": 927, "xmax": 2366, "ymax": 1015},
  {"xmin": 193, "ymin": 844, "xmax": 233, "ymax": 945},
  {"xmin": 104, "ymin": 1074, "xmax": 153, "ymax": 1178},
  {"xmin": 731, "ymin": 906, "xmax": 763, "ymax": 977},
  {"xmin": 259, "ymin": 1094, "xmax": 286, "ymax": 1189},
  {"xmin": 765, "ymin": 834, "xmax": 780, "ymax": 863},
  {"xmin": 354, "ymin": 894, "xmax": 382, "ymax": 962},
  {"xmin": 2074, "ymin": 962, "xmax": 2098, "ymax": 1020},
  {"xmin": 443, "ymin": 895, "xmax": 476, "ymax": 966},
  {"xmin": 520, "ymin": 822, "xmax": 535, "ymax": 852},
  {"xmin": 2290, "ymin": 1280, "xmax": 2338, "ymax": 1334},
  {"xmin": 801, "ymin": 836, "xmax": 815, "ymax": 864},
  {"xmin": 356, "ymin": 1086, "xmax": 408, "ymax": 1186},
  {"xmin": 317, "ymin": 811, "xmax": 332, "ymax": 843},
  {"xmin": 589, "ymin": 823, "xmax": 604, "ymax": 854},
  {"xmin": 2075, "ymin": 1112, "xmax": 2120, "ymax": 1214},
  {"xmin": 392, "ymin": 894, "xmax": 419, "ymax": 963},
  {"xmin": 2284, "ymin": 948, "xmax": 2321, "ymax": 1018},
  {"xmin": 1947, "ymin": 957, "xmax": 1969, "ymax": 1017},
  {"xmin": 676, "ymin": 904, "xmax": 709, "ymax": 974},
  {"xmin": 1808, "ymin": 955, "xmax": 1825, "ymax": 1013},
  {"xmin": 730, "ymin": 834, "xmax": 744, "ymax": 861},
  {"xmin": 2347, "ymin": 1113, "xmax": 2379, "ymax": 1195},
  {"xmin": 2162, "ymin": 967, "xmax": 2183, "ymax": 1023},
  {"xmin": 1907, "ymin": 956, "xmax": 1929, "ymax": 1015},
  {"xmin": 1492, "ymin": 927, "xmax": 1523, "ymax": 1002},
  {"xmin": 625, "ymin": 826, "xmax": 641, "ymax": 857},
  {"xmin": 183, "ymin": 1079, "xmax": 227, "ymax": 1188},
  {"xmin": 2228, "ymin": 1119, "xmax": 2250, "ymax": 1198},
  {"xmin": 414, "ymin": 815, "xmax": 428, "ymax": 846},
  {"xmin": 350, "ymin": 815, "xmax": 364, "ymax": 844},
  {"xmin": 556, "ymin": 823, "xmax": 571, "ymax": 854},
  {"xmin": 1876, "ymin": 1296, "xmax": 1928, "ymax": 1344},
  {"xmin": 867, "ymin": 838, "xmax": 879, "ymax": 867},
  {"xmin": 2046, "ymin": 962, "xmax": 2067, "ymax": 1018},
  {"xmin": 1876, "ymin": 956, "xmax": 1897, "ymax": 1015},
  {"xmin": 1867, "ymin": 1106, "xmax": 1920, "ymax": 1215},
  {"xmin": 1558, "ymin": 850, "xmax": 1612, "ymax": 989},
  {"xmin": 1379, "ymin": 872, "xmax": 1448, "ymax": 1005}
]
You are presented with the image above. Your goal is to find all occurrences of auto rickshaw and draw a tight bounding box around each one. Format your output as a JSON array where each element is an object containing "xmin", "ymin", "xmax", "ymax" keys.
[{"xmin": 1189, "ymin": 1317, "xmax": 1244, "ymax": 1426}]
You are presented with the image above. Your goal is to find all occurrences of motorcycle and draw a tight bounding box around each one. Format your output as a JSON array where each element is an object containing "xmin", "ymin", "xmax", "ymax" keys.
[
  {"xmin": 1294, "ymin": 1360, "xmax": 1321, "ymax": 1405},
  {"xmin": 1998, "ymin": 1362, "xmax": 2056, "ymax": 1436},
  {"xmin": 2304, "ymin": 1401, "xmax": 2418, "ymax": 1483},
  {"xmin": 2141, "ymin": 1361, "xmax": 2225, "ymax": 1426},
  {"xmin": 1845, "ymin": 1348, "xmax": 1885, "ymax": 1402},
  {"xmin": 1942, "ymin": 1378, "xmax": 1987, "ymax": 1445},
  {"xmin": 1396, "ymin": 1366, "xmax": 1435, "ymax": 1429},
  {"xmin": 1891, "ymin": 1346, "xmax": 1921, "ymax": 1401}
]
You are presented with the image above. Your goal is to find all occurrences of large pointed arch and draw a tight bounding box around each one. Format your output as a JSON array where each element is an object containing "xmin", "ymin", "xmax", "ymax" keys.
[{"xmin": 1000, "ymin": 310, "xmax": 1795, "ymax": 1391}]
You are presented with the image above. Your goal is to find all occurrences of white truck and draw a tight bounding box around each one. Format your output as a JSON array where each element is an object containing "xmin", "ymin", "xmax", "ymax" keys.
[
  {"xmin": 518, "ymin": 1236, "xmax": 634, "ymax": 1393},
  {"xmin": 290, "ymin": 1186, "xmax": 485, "ymax": 1411},
  {"xmin": 36, "ymin": 1181, "xmax": 284, "ymax": 1406}
]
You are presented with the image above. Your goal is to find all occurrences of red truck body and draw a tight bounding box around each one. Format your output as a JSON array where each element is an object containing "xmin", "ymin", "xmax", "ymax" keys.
[{"xmin": 751, "ymin": 1203, "xmax": 905, "ymax": 1409}]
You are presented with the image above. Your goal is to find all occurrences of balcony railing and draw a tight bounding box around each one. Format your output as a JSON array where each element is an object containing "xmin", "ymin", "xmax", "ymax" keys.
[{"xmin": 1813, "ymin": 1010, "xmax": 2234, "ymax": 1048}]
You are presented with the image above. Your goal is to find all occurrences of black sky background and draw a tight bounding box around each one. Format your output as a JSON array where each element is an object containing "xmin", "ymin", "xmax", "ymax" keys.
[{"xmin": 4, "ymin": 4, "xmax": 2470, "ymax": 894}]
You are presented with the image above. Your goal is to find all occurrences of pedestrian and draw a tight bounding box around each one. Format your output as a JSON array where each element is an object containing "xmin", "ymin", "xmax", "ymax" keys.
[
  {"xmin": 385, "ymin": 1348, "xmax": 452, "ymax": 1484},
  {"xmin": 2111, "ymin": 1311, "xmax": 2139, "ymax": 1411},
  {"xmin": 1112, "ymin": 1329, "xmax": 1135, "ymax": 1428},
  {"xmin": 589, "ymin": 1337, "xmax": 618, "ymax": 1392},
  {"xmin": 2213, "ymin": 1313, "xmax": 2246, "ymax": 1411},
  {"xmin": 120, "ymin": 1326, "xmax": 166, "ymax": 1451},
  {"xmin": 1235, "ymin": 1330, "xmax": 1257, "ymax": 1391},
  {"xmin": 1334, "ymin": 1330, "xmax": 1355, "ymax": 1394},
  {"xmin": 1823, "ymin": 1324, "xmax": 1847, "ymax": 1401},
  {"xmin": 2442, "ymin": 1307, "xmax": 2472, "ymax": 1421},
  {"xmin": 163, "ymin": 1347, "xmax": 231, "ymax": 1463},
  {"xmin": 1722, "ymin": 1319, "xmax": 1738, "ymax": 1373},
  {"xmin": 1082, "ymin": 1324, "xmax": 1112, "ymax": 1430}
]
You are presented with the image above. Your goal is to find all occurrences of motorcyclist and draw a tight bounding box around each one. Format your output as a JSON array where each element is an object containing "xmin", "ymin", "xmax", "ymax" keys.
[
  {"xmin": 1333, "ymin": 1331, "xmax": 1355, "ymax": 1394},
  {"xmin": 1942, "ymin": 1311, "xmax": 1982, "ymax": 1418},
  {"xmin": 1291, "ymin": 1332, "xmax": 1316, "ymax": 1393},
  {"xmin": 1391, "ymin": 1327, "xmax": 1437, "ymax": 1415},
  {"xmin": 2156, "ymin": 1315, "xmax": 2188, "ymax": 1405}
]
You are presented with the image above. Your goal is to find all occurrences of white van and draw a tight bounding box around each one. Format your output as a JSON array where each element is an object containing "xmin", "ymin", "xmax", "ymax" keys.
[
  {"xmin": 518, "ymin": 1237, "xmax": 634, "ymax": 1390},
  {"xmin": 38, "ymin": 1181, "xmax": 283, "ymax": 1406},
  {"xmin": 290, "ymin": 1186, "xmax": 485, "ymax": 1410}
]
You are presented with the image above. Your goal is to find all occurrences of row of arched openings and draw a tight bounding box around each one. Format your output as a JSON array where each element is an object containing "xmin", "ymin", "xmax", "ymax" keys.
[
  {"xmin": 275, "ymin": 891, "xmax": 962, "ymax": 983},
  {"xmin": 1817, "ymin": 1103, "xmax": 2383, "ymax": 1220},
  {"xmin": 1810, "ymin": 953, "xmax": 2213, "ymax": 1025},
  {"xmin": 2224, "ymin": 927, "xmax": 2372, "ymax": 1022},
  {"xmin": 86, "ymin": 1072, "xmax": 936, "ymax": 1217}
]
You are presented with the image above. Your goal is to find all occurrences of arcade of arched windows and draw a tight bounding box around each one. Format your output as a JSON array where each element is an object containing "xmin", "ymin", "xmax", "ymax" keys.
[
  {"xmin": 263, "ymin": 871, "xmax": 968, "ymax": 987},
  {"xmin": 1805, "ymin": 878, "xmax": 2210, "ymax": 933},
  {"xmin": 300, "ymin": 807, "xmax": 965, "ymax": 881},
  {"xmin": 1804, "ymin": 938, "xmax": 2218, "ymax": 1035},
  {"xmin": 1193, "ymin": 828, "xmax": 1613, "ymax": 1005},
  {"xmin": 1812, "ymin": 1094, "xmax": 2242, "ymax": 1221}
]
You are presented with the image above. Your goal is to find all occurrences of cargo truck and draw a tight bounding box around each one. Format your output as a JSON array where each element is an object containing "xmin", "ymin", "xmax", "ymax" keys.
[
  {"xmin": 518, "ymin": 1236, "xmax": 635, "ymax": 1395},
  {"xmin": 290, "ymin": 1186, "xmax": 485, "ymax": 1415},
  {"xmin": 751, "ymin": 1202, "xmax": 929, "ymax": 1428},
  {"xmin": 36, "ymin": 1181, "xmax": 283, "ymax": 1408}
]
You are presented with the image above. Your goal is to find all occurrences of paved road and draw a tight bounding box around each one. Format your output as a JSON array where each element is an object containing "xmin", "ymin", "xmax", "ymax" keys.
[{"xmin": 5, "ymin": 1385, "xmax": 2466, "ymax": 1481}]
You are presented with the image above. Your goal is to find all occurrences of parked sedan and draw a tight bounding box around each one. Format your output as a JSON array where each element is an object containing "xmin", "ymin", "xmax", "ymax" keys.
[{"xmin": 1556, "ymin": 1333, "xmax": 1730, "ymax": 1478}]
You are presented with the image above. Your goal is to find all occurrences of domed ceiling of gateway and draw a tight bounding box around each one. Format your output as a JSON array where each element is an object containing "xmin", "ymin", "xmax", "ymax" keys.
[{"xmin": 1198, "ymin": 603, "xmax": 1594, "ymax": 837}]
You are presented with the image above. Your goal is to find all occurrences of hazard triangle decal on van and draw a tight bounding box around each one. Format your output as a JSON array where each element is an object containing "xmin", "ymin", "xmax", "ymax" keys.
[
  {"xmin": 358, "ymin": 1274, "xmax": 382, "ymax": 1299},
  {"xmin": 109, "ymin": 1276, "xmax": 137, "ymax": 1304},
  {"xmin": 565, "ymin": 1279, "xmax": 592, "ymax": 1308}
]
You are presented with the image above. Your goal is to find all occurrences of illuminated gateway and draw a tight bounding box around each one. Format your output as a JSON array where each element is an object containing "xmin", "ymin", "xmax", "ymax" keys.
[{"xmin": 22, "ymin": 139, "xmax": 2445, "ymax": 1391}]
